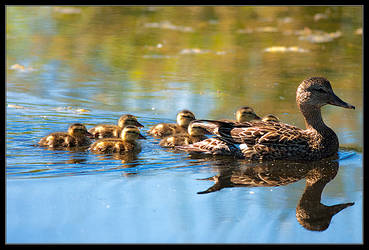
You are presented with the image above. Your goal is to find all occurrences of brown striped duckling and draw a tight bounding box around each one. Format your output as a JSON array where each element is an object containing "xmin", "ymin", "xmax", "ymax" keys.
[
  {"xmin": 89, "ymin": 125, "xmax": 145, "ymax": 154},
  {"xmin": 159, "ymin": 122, "xmax": 209, "ymax": 148},
  {"xmin": 38, "ymin": 123, "xmax": 92, "ymax": 148},
  {"xmin": 261, "ymin": 114, "xmax": 280, "ymax": 122},
  {"xmin": 220, "ymin": 106, "xmax": 261, "ymax": 123},
  {"xmin": 148, "ymin": 110, "xmax": 196, "ymax": 138},
  {"xmin": 176, "ymin": 77, "xmax": 355, "ymax": 161},
  {"xmin": 235, "ymin": 106, "xmax": 262, "ymax": 122},
  {"xmin": 89, "ymin": 114, "xmax": 144, "ymax": 139}
]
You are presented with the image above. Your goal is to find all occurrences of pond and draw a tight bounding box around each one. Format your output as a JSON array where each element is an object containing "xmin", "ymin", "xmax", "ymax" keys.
[{"xmin": 6, "ymin": 6, "xmax": 363, "ymax": 244}]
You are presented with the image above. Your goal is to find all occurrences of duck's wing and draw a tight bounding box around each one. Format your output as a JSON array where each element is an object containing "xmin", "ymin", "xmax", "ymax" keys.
[
  {"xmin": 191, "ymin": 120, "xmax": 308, "ymax": 146},
  {"xmin": 176, "ymin": 137, "xmax": 242, "ymax": 156}
]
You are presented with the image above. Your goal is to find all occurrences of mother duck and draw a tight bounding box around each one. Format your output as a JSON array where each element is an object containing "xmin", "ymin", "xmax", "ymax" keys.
[{"xmin": 176, "ymin": 77, "xmax": 355, "ymax": 161}]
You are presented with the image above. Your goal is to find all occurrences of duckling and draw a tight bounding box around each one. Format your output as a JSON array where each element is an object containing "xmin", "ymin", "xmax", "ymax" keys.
[
  {"xmin": 235, "ymin": 107, "xmax": 280, "ymax": 123},
  {"xmin": 220, "ymin": 106, "xmax": 261, "ymax": 123},
  {"xmin": 235, "ymin": 106, "xmax": 262, "ymax": 122},
  {"xmin": 261, "ymin": 114, "xmax": 280, "ymax": 122},
  {"xmin": 159, "ymin": 123, "xmax": 208, "ymax": 147},
  {"xmin": 89, "ymin": 114, "xmax": 144, "ymax": 139},
  {"xmin": 148, "ymin": 110, "xmax": 196, "ymax": 138},
  {"xmin": 38, "ymin": 123, "xmax": 92, "ymax": 148},
  {"xmin": 89, "ymin": 125, "xmax": 146, "ymax": 154}
]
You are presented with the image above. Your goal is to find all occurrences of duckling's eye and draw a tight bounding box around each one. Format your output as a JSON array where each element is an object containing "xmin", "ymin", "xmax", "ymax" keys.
[{"xmin": 182, "ymin": 115, "xmax": 193, "ymax": 119}]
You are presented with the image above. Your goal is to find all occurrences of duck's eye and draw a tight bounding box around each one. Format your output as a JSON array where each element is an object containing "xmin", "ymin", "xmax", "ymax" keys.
[{"xmin": 315, "ymin": 88, "xmax": 327, "ymax": 94}]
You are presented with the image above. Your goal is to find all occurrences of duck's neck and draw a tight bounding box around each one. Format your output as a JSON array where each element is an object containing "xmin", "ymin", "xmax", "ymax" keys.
[
  {"xmin": 300, "ymin": 105, "xmax": 329, "ymax": 134},
  {"xmin": 299, "ymin": 105, "xmax": 339, "ymax": 155}
]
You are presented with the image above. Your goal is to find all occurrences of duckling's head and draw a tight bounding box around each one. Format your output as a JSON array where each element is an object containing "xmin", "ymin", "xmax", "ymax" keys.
[
  {"xmin": 120, "ymin": 125, "xmax": 146, "ymax": 142},
  {"xmin": 68, "ymin": 123, "xmax": 92, "ymax": 138},
  {"xmin": 262, "ymin": 114, "xmax": 280, "ymax": 122},
  {"xmin": 235, "ymin": 106, "xmax": 261, "ymax": 122},
  {"xmin": 118, "ymin": 114, "xmax": 144, "ymax": 128},
  {"xmin": 177, "ymin": 110, "xmax": 196, "ymax": 127},
  {"xmin": 188, "ymin": 120, "xmax": 211, "ymax": 136},
  {"xmin": 188, "ymin": 124, "xmax": 207, "ymax": 136},
  {"xmin": 296, "ymin": 77, "xmax": 355, "ymax": 111}
]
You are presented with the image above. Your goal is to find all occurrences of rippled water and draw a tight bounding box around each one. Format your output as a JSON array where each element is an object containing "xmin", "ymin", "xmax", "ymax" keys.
[{"xmin": 6, "ymin": 6, "xmax": 362, "ymax": 244}]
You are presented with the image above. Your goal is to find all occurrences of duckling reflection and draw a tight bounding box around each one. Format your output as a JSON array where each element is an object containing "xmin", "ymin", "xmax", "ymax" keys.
[
  {"xmin": 93, "ymin": 152, "xmax": 141, "ymax": 177},
  {"xmin": 197, "ymin": 157, "xmax": 354, "ymax": 232}
]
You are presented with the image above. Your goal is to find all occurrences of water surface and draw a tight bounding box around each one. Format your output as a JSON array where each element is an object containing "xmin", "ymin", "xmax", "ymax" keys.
[{"xmin": 6, "ymin": 6, "xmax": 362, "ymax": 244}]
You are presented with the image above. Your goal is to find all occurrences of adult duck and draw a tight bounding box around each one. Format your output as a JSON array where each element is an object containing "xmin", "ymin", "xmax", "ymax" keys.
[{"xmin": 176, "ymin": 77, "xmax": 355, "ymax": 161}]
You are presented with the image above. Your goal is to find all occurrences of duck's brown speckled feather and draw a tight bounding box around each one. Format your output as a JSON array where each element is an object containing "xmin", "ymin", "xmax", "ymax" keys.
[
  {"xmin": 176, "ymin": 137, "xmax": 243, "ymax": 157},
  {"xmin": 178, "ymin": 119, "xmax": 328, "ymax": 161}
]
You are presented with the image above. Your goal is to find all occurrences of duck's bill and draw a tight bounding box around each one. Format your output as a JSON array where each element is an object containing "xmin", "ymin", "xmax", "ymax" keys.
[
  {"xmin": 135, "ymin": 121, "xmax": 144, "ymax": 128},
  {"xmin": 328, "ymin": 93, "xmax": 355, "ymax": 109},
  {"xmin": 85, "ymin": 131, "xmax": 94, "ymax": 138},
  {"xmin": 138, "ymin": 133, "xmax": 146, "ymax": 139}
]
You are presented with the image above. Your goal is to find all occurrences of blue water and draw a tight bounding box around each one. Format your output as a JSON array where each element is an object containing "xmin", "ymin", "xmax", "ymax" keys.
[{"xmin": 5, "ymin": 101, "xmax": 363, "ymax": 243}]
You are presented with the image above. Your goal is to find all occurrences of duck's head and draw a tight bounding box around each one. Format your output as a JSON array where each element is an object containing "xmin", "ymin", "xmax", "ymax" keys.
[
  {"xmin": 235, "ymin": 106, "xmax": 261, "ymax": 122},
  {"xmin": 262, "ymin": 114, "xmax": 280, "ymax": 122},
  {"xmin": 118, "ymin": 114, "xmax": 144, "ymax": 128},
  {"xmin": 68, "ymin": 123, "xmax": 93, "ymax": 138},
  {"xmin": 177, "ymin": 110, "xmax": 196, "ymax": 127},
  {"xmin": 120, "ymin": 125, "xmax": 146, "ymax": 141},
  {"xmin": 296, "ymin": 77, "xmax": 355, "ymax": 111}
]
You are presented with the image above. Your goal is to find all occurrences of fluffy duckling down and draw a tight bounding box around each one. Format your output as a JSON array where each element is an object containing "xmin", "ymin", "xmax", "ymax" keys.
[
  {"xmin": 89, "ymin": 125, "xmax": 145, "ymax": 154},
  {"xmin": 38, "ymin": 123, "xmax": 92, "ymax": 148},
  {"xmin": 89, "ymin": 114, "xmax": 143, "ymax": 139},
  {"xmin": 159, "ymin": 121, "xmax": 209, "ymax": 147},
  {"xmin": 148, "ymin": 110, "xmax": 195, "ymax": 138}
]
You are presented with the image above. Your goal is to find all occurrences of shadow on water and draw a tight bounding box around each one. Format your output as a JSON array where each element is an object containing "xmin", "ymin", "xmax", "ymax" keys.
[{"xmin": 194, "ymin": 155, "xmax": 354, "ymax": 232}]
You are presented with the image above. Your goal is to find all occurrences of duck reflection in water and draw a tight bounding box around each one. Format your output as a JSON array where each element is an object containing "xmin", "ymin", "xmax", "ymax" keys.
[{"xmin": 197, "ymin": 156, "xmax": 354, "ymax": 232}]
